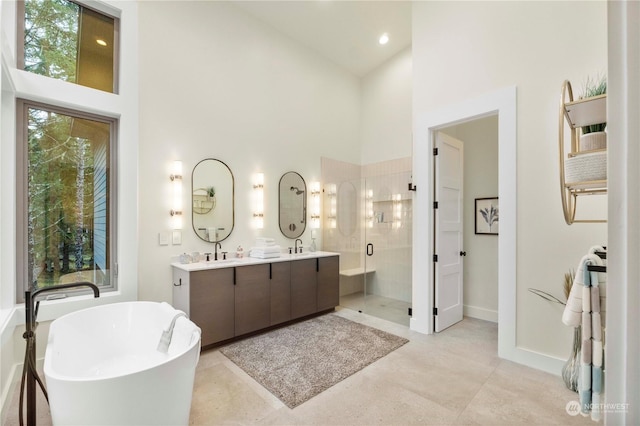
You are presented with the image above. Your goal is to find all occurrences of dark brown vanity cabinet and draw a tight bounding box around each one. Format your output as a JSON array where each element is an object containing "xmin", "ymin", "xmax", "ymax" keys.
[
  {"xmin": 173, "ymin": 254, "xmax": 339, "ymax": 348},
  {"xmin": 270, "ymin": 261, "xmax": 291, "ymax": 325},
  {"xmin": 190, "ymin": 268, "xmax": 235, "ymax": 347},
  {"xmin": 290, "ymin": 258, "xmax": 318, "ymax": 319},
  {"xmin": 234, "ymin": 264, "xmax": 271, "ymax": 336},
  {"xmin": 317, "ymin": 256, "xmax": 340, "ymax": 311},
  {"xmin": 290, "ymin": 256, "xmax": 340, "ymax": 319}
]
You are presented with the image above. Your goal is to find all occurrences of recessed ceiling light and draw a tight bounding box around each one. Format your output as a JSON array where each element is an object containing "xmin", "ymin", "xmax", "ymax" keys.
[
  {"xmin": 96, "ymin": 39, "xmax": 107, "ymax": 47},
  {"xmin": 379, "ymin": 33, "xmax": 389, "ymax": 45}
]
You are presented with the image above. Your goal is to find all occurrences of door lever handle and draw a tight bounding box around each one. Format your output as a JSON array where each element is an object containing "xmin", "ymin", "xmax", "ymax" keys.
[{"xmin": 460, "ymin": 251, "xmax": 467, "ymax": 256}]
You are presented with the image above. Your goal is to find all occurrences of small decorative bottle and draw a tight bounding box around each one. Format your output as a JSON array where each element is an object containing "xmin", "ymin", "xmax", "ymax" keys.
[
  {"xmin": 309, "ymin": 238, "xmax": 317, "ymax": 252},
  {"xmin": 236, "ymin": 245, "xmax": 244, "ymax": 258}
]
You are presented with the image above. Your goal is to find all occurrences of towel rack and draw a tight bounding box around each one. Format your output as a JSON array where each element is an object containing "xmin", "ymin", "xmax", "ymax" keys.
[
  {"xmin": 594, "ymin": 251, "xmax": 607, "ymax": 259},
  {"xmin": 587, "ymin": 265, "xmax": 607, "ymax": 273}
]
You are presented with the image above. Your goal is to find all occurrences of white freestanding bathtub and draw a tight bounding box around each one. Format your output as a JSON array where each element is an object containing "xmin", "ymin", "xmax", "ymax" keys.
[{"xmin": 44, "ymin": 301, "xmax": 201, "ymax": 426}]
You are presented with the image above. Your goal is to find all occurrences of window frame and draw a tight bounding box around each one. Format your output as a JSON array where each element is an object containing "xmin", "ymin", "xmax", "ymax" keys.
[
  {"xmin": 16, "ymin": 0, "xmax": 121, "ymax": 94},
  {"xmin": 16, "ymin": 99, "xmax": 119, "ymax": 303}
]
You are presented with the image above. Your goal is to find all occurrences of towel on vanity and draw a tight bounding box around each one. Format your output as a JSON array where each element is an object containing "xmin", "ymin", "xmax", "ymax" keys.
[
  {"xmin": 249, "ymin": 250, "xmax": 281, "ymax": 259},
  {"xmin": 255, "ymin": 238, "xmax": 276, "ymax": 247},
  {"xmin": 250, "ymin": 245, "xmax": 281, "ymax": 254}
]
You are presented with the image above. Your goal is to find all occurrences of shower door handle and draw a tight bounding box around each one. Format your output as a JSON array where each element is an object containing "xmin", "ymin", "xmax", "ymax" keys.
[{"xmin": 366, "ymin": 243, "xmax": 374, "ymax": 256}]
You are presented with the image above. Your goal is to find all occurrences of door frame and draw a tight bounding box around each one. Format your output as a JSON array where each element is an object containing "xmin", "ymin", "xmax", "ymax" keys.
[{"xmin": 412, "ymin": 86, "xmax": 518, "ymax": 362}]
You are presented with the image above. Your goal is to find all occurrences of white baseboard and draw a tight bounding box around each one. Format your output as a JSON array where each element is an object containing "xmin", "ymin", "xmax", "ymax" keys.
[{"xmin": 464, "ymin": 304, "xmax": 498, "ymax": 323}]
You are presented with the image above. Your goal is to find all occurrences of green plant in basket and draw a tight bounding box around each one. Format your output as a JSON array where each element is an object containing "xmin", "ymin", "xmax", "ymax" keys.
[{"xmin": 580, "ymin": 74, "xmax": 607, "ymax": 134}]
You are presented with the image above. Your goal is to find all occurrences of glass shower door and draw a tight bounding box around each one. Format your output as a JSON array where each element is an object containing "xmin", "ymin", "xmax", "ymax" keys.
[{"xmin": 363, "ymin": 171, "xmax": 413, "ymax": 326}]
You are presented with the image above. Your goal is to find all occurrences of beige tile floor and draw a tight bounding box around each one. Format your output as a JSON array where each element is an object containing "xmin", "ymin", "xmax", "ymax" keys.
[
  {"xmin": 340, "ymin": 292, "xmax": 412, "ymax": 326},
  {"xmin": 4, "ymin": 308, "xmax": 591, "ymax": 426}
]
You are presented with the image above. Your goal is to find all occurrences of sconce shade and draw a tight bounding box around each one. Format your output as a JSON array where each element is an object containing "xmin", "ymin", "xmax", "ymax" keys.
[
  {"xmin": 170, "ymin": 160, "xmax": 183, "ymax": 229},
  {"xmin": 254, "ymin": 173, "xmax": 264, "ymax": 229},
  {"xmin": 310, "ymin": 181, "xmax": 321, "ymax": 229}
]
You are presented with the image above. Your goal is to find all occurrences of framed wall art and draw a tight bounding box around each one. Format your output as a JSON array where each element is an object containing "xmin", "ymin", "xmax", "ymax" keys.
[{"xmin": 475, "ymin": 197, "xmax": 499, "ymax": 235}]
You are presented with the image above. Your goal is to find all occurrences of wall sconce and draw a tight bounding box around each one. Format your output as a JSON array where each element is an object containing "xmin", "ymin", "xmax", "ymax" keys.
[
  {"xmin": 326, "ymin": 183, "xmax": 337, "ymax": 229},
  {"xmin": 253, "ymin": 173, "xmax": 264, "ymax": 229},
  {"xmin": 170, "ymin": 160, "xmax": 183, "ymax": 229},
  {"xmin": 366, "ymin": 189, "xmax": 374, "ymax": 228},
  {"xmin": 309, "ymin": 181, "xmax": 321, "ymax": 229},
  {"xmin": 393, "ymin": 193, "xmax": 402, "ymax": 229}
]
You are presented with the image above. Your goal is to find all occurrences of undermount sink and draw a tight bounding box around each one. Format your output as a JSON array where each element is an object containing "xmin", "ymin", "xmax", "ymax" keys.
[
  {"xmin": 201, "ymin": 258, "xmax": 239, "ymax": 265},
  {"xmin": 291, "ymin": 252, "xmax": 313, "ymax": 257}
]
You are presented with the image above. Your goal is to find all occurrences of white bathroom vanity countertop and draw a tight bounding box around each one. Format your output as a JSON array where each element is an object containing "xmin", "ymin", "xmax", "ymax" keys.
[{"xmin": 171, "ymin": 251, "xmax": 340, "ymax": 272}]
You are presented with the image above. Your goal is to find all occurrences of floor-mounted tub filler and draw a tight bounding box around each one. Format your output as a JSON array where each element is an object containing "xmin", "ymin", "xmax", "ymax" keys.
[{"xmin": 44, "ymin": 301, "xmax": 201, "ymax": 425}]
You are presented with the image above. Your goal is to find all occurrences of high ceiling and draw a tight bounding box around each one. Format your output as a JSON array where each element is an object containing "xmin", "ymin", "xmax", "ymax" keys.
[{"xmin": 232, "ymin": 1, "xmax": 412, "ymax": 77}]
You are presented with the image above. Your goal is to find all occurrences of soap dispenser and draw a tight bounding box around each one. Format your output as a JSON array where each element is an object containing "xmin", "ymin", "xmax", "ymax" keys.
[{"xmin": 309, "ymin": 238, "xmax": 317, "ymax": 252}]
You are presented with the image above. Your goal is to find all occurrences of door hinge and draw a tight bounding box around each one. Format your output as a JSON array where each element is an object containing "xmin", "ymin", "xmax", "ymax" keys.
[
  {"xmin": 433, "ymin": 254, "xmax": 438, "ymax": 262},
  {"xmin": 408, "ymin": 307, "xmax": 412, "ymax": 316},
  {"xmin": 433, "ymin": 307, "xmax": 438, "ymax": 315},
  {"xmin": 433, "ymin": 147, "xmax": 439, "ymax": 155},
  {"xmin": 433, "ymin": 201, "xmax": 439, "ymax": 209}
]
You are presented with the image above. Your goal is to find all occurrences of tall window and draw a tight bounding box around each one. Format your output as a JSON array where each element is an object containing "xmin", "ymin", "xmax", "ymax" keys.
[
  {"xmin": 18, "ymin": 0, "xmax": 118, "ymax": 93},
  {"xmin": 17, "ymin": 101, "xmax": 117, "ymax": 300}
]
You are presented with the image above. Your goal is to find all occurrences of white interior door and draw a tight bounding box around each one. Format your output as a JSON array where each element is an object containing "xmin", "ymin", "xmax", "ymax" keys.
[{"xmin": 434, "ymin": 132, "xmax": 464, "ymax": 332}]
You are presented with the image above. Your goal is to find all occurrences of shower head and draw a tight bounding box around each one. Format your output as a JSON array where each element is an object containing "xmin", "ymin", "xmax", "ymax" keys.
[{"xmin": 290, "ymin": 186, "xmax": 305, "ymax": 195}]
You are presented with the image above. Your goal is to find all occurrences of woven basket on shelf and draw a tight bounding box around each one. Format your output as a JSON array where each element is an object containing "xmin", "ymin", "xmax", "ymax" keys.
[{"xmin": 565, "ymin": 151, "xmax": 607, "ymax": 184}]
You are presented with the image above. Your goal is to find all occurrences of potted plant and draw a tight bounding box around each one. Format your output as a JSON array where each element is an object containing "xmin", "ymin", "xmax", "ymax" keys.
[
  {"xmin": 579, "ymin": 74, "xmax": 607, "ymax": 151},
  {"xmin": 206, "ymin": 186, "xmax": 215, "ymax": 200},
  {"xmin": 529, "ymin": 270, "xmax": 580, "ymax": 392}
]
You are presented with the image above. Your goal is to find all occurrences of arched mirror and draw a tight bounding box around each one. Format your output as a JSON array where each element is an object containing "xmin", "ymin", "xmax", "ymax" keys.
[
  {"xmin": 279, "ymin": 171, "xmax": 306, "ymax": 239},
  {"xmin": 192, "ymin": 159, "xmax": 234, "ymax": 242}
]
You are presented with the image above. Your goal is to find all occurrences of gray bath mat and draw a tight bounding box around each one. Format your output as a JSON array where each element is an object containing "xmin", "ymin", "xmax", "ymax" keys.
[{"xmin": 220, "ymin": 313, "xmax": 408, "ymax": 408}]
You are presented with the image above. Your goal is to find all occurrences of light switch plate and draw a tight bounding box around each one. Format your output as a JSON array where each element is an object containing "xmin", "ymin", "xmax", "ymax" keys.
[
  {"xmin": 172, "ymin": 230, "xmax": 182, "ymax": 245},
  {"xmin": 158, "ymin": 232, "xmax": 169, "ymax": 246}
]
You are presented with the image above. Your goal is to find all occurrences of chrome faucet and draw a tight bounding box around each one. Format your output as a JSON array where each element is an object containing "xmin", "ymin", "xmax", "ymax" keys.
[
  {"xmin": 295, "ymin": 238, "xmax": 303, "ymax": 254},
  {"xmin": 23, "ymin": 281, "xmax": 100, "ymax": 426},
  {"xmin": 157, "ymin": 311, "xmax": 188, "ymax": 353},
  {"xmin": 214, "ymin": 242, "xmax": 222, "ymax": 261}
]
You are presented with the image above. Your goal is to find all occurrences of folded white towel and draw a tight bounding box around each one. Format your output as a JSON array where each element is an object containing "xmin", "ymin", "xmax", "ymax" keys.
[
  {"xmin": 255, "ymin": 241, "xmax": 276, "ymax": 247},
  {"xmin": 251, "ymin": 245, "xmax": 281, "ymax": 254},
  {"xmin": 249, "ymin": 252, "xmax": 280, "ymax": 259}
]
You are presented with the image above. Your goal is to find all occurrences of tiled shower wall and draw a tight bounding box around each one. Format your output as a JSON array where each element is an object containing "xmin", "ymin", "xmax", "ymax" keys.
[{"xmin": 321, "ymin": 157, "xmax": 412, "ymax": 303}]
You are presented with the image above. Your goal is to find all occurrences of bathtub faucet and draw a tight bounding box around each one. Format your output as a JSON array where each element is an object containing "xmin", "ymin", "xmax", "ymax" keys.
[
  {"xmin": 157, "ymin": 311, "xmax": 188, "ymax": 353},
  {"xmin": 22, "ymin": 281, "xmax": 99, "ymax": 426},
  {"xmin": 27, "ymin": 281, "xmax": 100, "ymax": 329}
]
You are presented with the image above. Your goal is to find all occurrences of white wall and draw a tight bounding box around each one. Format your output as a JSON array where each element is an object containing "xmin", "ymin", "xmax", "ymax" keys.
[
  {"xmin": 413, "ymin": 1, "xmax": 607, "ymax": 360},
  {"xmin": 137, "ymin": 2, "xmax": 361, "ymax": 303},
  {"xmin": 360, "ymin": 47, "xmax": 412, "ymax": 164},
  {"xmin": 443, "ymin": 116, "xmax": 499, "ymax": 322}
]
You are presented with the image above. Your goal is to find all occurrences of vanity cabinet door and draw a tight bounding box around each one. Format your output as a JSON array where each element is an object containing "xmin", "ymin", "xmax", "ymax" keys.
[
  {"xmin": 270, "ymin": 261, "xmax": 291, "ymax": 325},
  {"xmin": 317, "ymin": 256, "xmax": 340, "ymax": 311},
  {"xmin": 190, "ymin": 268, "xmax": 234, "ymax": 346},
  {"xmin": 235, "ymin": 264, "xmax": 270, "ymax": 335},
  {"xmin": 290, "ymin": 258, "xmax": 317, "ymax": 319}
]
